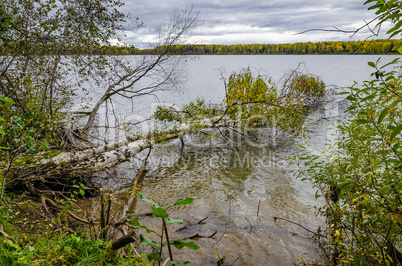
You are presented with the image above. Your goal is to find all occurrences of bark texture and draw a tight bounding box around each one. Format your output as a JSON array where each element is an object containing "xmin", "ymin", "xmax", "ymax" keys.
[{"xmin": 36, "ymin": 118, "xmax": 228, "ymax": 174}]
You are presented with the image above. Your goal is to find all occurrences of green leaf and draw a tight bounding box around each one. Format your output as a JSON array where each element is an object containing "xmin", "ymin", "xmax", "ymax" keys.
[
  {"xmin": 167, "ymin": 261, "xmax": 191, "ymax": 266},
  {"xmin": 377, "ymin": 108, "xmax": 388, "ymax": 124},
  {"xmin": 361, "ymin": 95, "xmax": 375, "ymax": 102},
  {"xmin": 357, "ymin": 119, "xmax": 370, "ymax": 124},
  {"xmin": 148, "ymin": 252, "xmax": 164, "ymax": 262},
  {"xmin": 3, "ymin": 240, "xmax": 20, "ymax": 252},
  {"xmin": 385, "ymin": 159, "xmax": 401, "ymax": 165},
  {"xmin": 389, "ymin": 99, "xmax": 402, "ymax": 109},
  {"xmin": 166, "ymin": 218, "xmax": 185, "ymax": 225},
  {"xmin": 168, "ymin": 197, "xmax": 195, "ymax": 208},
  {"xmin": 393, "ymin": 142, "xmax": 401, "ymax": 151},
  {"xmin": 130, "ymin": 218, "xmax": 156, "ymax": 233},
  {"xmin": 170, "ymin": 239, "xmax": 200, "ymax": 250},
  {"xmin": 138, "ymin": 193, "xmax": 158, "ymax": 207},
  {"xmin": 0, "ymin": 96, "xmax": 14, "ymax": 104},
  {"xmin": 391, "ymin": 124, "xmax": 402, "ymax": 140},
  {"xmin": 139, "ymin": 234, "xmax": 154, "ymax": 246},
  {"xmin": 339, "ymin": 183, "xmax": 354, "ymax": 191},
  {"xmin": 368, "ymin": 61, "xmax": 376, "ymax": 68},
  {"xmin": 151, "ymin": 207, "xmax": 168, "ymax": 218},
  {"xmin": 156, "ymin": 242, "xmax": 162, "ymax": 250},
  {"xmin": 375, "ymin": 149, "xmax": 390, "ymax": 155}
]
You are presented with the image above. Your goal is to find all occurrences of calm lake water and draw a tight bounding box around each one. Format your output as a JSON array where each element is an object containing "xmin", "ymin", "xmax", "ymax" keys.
[
  {"xmin": 79, "ymin": 55, "xmax": 400, "ymax": 265},
  {"xmin": 81, "ymin": 55, "xmax": 398, "ymax": 133}
]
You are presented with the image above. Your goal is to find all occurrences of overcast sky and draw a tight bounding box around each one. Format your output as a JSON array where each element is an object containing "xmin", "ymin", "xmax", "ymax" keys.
[{"xmin": 120, "ymin": 0, "xmax": 389, "ymax": 49}]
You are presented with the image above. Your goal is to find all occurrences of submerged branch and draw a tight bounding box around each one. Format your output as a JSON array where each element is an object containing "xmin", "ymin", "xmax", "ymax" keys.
[{"xmin": 274, "ymin": 216, "xmax": 326, "ymax": 238}]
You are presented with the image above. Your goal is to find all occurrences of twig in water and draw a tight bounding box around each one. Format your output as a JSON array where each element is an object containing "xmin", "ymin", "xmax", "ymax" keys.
[
  {"xmin": 257, "ymin": 201, "xmax": 261, "ymax": 218},
  {"xmin": 230, "ymin": 248, "xmax": 245, "ymax": 265},
  {"xmin": 197, "ymin": 216, "xmax": 208, "ymax": 224},
  {"xmin": 182, "ymin": 231, "xmax": 217, "ymax": 240},
  {"xmin": 216, "ymin": 201, "xmax": 231, "ymax": 244},
  {"xmin": 245, "ymin": 217, "xmax": 254, "ymax": 233},
  {"xmin": 273, "ymin": 216, "xmax": 326, "ymax": 238}
]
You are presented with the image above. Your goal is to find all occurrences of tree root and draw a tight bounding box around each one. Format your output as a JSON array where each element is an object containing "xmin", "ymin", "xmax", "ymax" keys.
[{"xmin": 25, "ymin": 182, "xmax": 91, "ymax": 224}]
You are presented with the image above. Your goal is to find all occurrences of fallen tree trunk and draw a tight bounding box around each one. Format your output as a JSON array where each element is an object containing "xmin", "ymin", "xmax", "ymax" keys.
[
  {"xmin": 44, "ymin": 119, "xmax": 225, "ymax": 170},
  {"xmin": 11, "ymin": 118, "xmax": 231, "ymax": 183},
  {"xmin": 13, "ymin": 82, "xmax": 332, "ymax": 180}
]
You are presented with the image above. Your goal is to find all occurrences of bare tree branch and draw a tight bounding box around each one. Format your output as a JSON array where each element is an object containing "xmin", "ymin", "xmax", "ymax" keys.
[
  {"xmin": 296, "ymin": 15, "xmax": 383, "ymax": 39},
  {"xmin": 82, "ymin": 5, "xmax": 201, "ymax": 133}
]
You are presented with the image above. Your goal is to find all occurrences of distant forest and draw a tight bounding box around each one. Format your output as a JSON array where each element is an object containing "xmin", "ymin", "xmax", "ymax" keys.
[
  {"xmin": 4, "ymin": 39, "xmax": 399, "ymax": 56},
  {"xmin": 111, "ymin": 39, "xmax": 401, "ymax": 55}
]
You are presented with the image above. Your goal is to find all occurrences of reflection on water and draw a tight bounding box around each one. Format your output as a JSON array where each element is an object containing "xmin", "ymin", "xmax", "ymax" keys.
[
  {"xmin": 94, "ymin": 109, "xmax": 336, "ymax": 264},
  {"xmin": 132, "ymin": 138, "xmax": 322, "ymax": 265},
  {"xmin": 125, "ymin": 143, "xmax": 321, "ymax": 264}
]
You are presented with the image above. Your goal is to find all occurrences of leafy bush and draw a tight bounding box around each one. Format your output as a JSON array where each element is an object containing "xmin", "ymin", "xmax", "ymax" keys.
[
  {"xmin": 154, "ymin": 68, "xmax": 327, "ymax": 137},
  {"xmin": 225, "ymin": 68, "xmax": 278, "ymax": 119},
  {"xmin": 282, "ymin": 72, "xmax": 326, "ymax": 105},
  {"xmin": 0, "ymin": 95, "xmax": 64, "ymax": 155},
  {"xmin": 292, "ymin": 0, "xmax": 402, "ymax": 261},
  {"xmin": 295, "ymin": 58, "xmax": 402, "ymax": 265},
  {"xmin": 224, "ymin": 68, "xmax": 325, "ymax": 133}
]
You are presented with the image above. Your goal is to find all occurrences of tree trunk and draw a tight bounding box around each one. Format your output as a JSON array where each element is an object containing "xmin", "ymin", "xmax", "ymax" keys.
[{"xmin": 31, "ymin": 118, "xmax": 228, "ymax": 175}]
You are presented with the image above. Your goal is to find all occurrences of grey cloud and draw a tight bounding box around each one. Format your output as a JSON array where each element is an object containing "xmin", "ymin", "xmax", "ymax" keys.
[{"xmin": 120, "ymin": 0, "xmax": 385, "ymax": 47}]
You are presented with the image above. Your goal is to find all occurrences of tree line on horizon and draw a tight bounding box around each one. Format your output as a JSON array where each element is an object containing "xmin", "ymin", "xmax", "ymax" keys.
[
  {"xmin": 1, "ymin": 39, "xmax": 399, "ymax": 56},
  {"xmin": 123, "ymin": 39, "xmax": 402, "ymax": 55}
]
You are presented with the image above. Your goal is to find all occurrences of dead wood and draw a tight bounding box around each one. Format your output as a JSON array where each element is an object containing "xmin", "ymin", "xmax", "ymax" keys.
[{"xmin": 27, "ymin": 118, "xmax": 228, "ymax": 176}]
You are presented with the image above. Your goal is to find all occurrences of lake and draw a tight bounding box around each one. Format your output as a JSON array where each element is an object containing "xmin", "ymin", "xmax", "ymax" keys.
[
  {"xmin": 77, "ymin": 55, "xmax": 400, "ymax": 265},
  {"xmin": 82, "ymin": 54, "xmax": 396, "ymax": 135}
]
